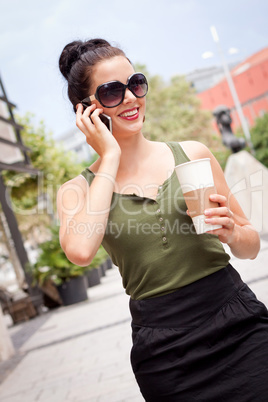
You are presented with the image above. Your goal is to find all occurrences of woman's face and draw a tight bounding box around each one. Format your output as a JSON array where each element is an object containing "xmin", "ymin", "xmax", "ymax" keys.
[{"xmin": 90, "ymin": 56, "xmax": 146, "ymax": 137}]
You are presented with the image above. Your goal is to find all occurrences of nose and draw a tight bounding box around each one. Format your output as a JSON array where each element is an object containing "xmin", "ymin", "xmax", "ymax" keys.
[{"xmin": 123, "ymin": 88, "xmax": 136, "ymax": 104}]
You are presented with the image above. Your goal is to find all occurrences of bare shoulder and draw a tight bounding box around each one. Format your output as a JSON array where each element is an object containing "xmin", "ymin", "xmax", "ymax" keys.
[
  {"xmin": 57, "ymin": 175, "xmax": 89, "ymax": 221},
  {"xmin": 58, "ymin": 175, "xmax": 88, "ymax": 196},
  {"xmin": 179, "ymin": 140, "xmax": 223, "ymax": 175},
  {"xmin": 179, "ymin": 140, "xmax": 225, "ymax": 184},
  {"xmin": 179, "ymin": 141, "xmax": 212, "ymax": 160}
]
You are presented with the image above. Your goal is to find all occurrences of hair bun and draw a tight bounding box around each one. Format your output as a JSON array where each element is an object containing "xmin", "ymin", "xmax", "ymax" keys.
[
  {"xmin": 58, "ymin": 37, "xmax": 127, "ymax": 111},
  {"xmin": 59, "ymin": 39, "xmax": 111, "ymax": 79}
]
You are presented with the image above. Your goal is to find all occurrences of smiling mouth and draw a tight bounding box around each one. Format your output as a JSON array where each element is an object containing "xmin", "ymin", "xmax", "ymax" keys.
[{"xmin": 119, "ymin": 108, "xmax": 139, "ymax": 118}]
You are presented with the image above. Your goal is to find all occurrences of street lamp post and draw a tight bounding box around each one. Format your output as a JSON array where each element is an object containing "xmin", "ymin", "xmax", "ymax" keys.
[{"xmin": 209, "ymin": 25, "xmax": 255, "ymax": 154}]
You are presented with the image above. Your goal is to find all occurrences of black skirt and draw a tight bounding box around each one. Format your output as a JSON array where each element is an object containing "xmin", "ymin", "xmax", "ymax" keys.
[{"xmin": 129, "ymin": 264, "xmax": 268, "ymax": 402}]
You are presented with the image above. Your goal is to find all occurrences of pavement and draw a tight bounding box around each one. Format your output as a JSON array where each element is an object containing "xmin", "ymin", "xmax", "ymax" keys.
[{"xmin": 0, "ymin": 234, "xmax": 268, "ymax": 402}]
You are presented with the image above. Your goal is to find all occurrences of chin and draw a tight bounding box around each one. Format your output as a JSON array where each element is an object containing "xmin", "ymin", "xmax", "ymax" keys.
[{"xmin": 115, "ymin": 119, "xmax": 143, "ymax": 135}]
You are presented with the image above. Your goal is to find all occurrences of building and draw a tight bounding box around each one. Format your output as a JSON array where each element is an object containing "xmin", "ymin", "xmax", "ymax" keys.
[
  {"xmin": 56, "ymin": 127, "xmax": 95, "ymax": 162},
  {"xmin": 186, "ymin": 62, "xmax": 238, "ymax": 94},
  {"xmin": 196, "ymin": 47, "xmax": 268, "ymax": 130}
]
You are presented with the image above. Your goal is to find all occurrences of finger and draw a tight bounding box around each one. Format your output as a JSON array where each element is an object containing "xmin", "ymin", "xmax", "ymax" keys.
[
  {"xmin": 76, "ymin": 103, "xmax": 87, "ymax": 130},
  {"xmin": 206, "ymin": 226, "xmax": 225, "ymax": 234},
  {"xmin": 82, "ymin": 103, "xmax": 96, "ymax": 118},
  {"xmin": 80, "ymin": 105, "xmax": 97, "ymax": 129},
  {"xmin": 90, "ymin": 108, "xmax": 105, "ymax": 127},
  {"xmin": 205, "ymin": 216, "xmax": 233, "ymax": 227},
  {"xmin": 206, "ymin": 227, "xmax": 227, "ymax": 237},
  {"xmin": 76, "ymin": 103, "xmax": 83, "ymax": 116},
  {"xmin": 77, "ymin": 104, "xmax": 93, "ymax": 132},
  {"xmin": 229, "ymin": 209, "xmax": 234, "ymax": 219},
  {"xmin": 209, "ymin": 194, "xmax": 227, "ymax": 204},
  {"xmin": 204, "ymin": 206, "xmax": 231, "ymax": 217}
]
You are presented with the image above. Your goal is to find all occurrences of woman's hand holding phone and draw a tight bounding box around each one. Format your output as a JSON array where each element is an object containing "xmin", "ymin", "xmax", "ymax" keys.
[{"xmin": 76, "ymin": 103, "xmax": 121, "ymax": 159}]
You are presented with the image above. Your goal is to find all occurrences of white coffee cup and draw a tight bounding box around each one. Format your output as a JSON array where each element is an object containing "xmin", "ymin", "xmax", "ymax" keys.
[{"xmin": 175, "ymin": 158, "xmax": 222, "ymax": 234}]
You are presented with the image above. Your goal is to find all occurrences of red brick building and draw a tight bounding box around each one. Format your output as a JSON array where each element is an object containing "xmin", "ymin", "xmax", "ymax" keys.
[{"xmin": 197, "ymin": 47, "xmax": 268, "ymax": 131}]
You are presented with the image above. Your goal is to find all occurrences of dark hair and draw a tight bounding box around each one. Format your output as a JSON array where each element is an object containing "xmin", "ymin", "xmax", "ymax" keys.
[{"xmin": 59, "ymin": 38, "xmax": 129, "ymax": 112}]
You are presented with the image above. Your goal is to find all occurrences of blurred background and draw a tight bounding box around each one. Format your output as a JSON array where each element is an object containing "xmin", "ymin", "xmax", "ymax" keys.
[
  {"xmin": 0, "ymin": 0, "xmax": 267, "ymax": 362},
  {"xmin": 0, "ymin": 2, "xmax": 268, "ymax": 400}
]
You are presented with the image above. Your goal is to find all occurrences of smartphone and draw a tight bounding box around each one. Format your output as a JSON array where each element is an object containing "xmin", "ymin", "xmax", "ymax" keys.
[{"xmin": 99, "ymin": 113, "xmax": 113, "ymax": 133}]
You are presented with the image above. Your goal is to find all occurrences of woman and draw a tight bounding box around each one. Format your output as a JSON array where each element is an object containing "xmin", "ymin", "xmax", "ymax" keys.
[{"xmin": 58, "ymin": 38, "xmax": 268, "ymax": 401}]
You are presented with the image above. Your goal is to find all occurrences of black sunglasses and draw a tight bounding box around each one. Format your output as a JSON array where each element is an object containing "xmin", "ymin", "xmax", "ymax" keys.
[{"xmin": 81, "ymin": 72, "xmax": 148, "ymax": 108}]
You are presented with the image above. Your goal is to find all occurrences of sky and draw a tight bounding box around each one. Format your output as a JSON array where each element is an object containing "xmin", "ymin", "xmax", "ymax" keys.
[{"xmin": 0, "ymin": 0, "xmax": 267, "ymax": 139}]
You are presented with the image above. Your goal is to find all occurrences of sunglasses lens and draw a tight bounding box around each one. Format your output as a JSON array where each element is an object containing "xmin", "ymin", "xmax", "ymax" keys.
[
  {"xmin": 98, "ymin": 82, "xmax": 124, "ymax": 107},
  {"xmin": 129, "ymin": 74, "xmax": 148, "ymax": 97},
  {"xmin": 96, "ymin": 73, "xmax": 148, "ymax": 107}
]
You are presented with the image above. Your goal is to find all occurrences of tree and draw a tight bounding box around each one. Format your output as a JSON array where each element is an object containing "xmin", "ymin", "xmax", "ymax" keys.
[
  {"xmin": 250, "ymin": 113, "xmax": 268, "ymax": 168},
  {"xmin": 1, "ymin": 113, "xmax": 84, "ymax": 241},
  {"xmin": 136, "ymin": 64, "xmax": 226, "ymax": 158}
]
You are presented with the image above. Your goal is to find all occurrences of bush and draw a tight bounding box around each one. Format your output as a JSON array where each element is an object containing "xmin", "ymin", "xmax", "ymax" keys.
[
  {"xmin": 29, "ymin": 226, "xmax": 108, "ymax": 286},
  {"xmin": 250, "ymin": 113, "xmax": 268, "ymax": 168}
]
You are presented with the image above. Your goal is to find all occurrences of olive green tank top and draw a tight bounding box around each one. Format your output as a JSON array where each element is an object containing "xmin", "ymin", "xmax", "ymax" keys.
[{"xmin": 81, "ymin": 142, "xmax": 230, "ymax": 300}]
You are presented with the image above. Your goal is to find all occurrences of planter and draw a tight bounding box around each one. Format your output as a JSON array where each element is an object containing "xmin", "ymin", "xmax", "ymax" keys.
[
  {"xmin": 86, "ymin": 268, "xmax": 101, "ymax": 287},
  {"xmin": 56, "ymin": 276, "xmax": 88, "ymax": 306},
  {"xmin": 99, "ymin": 262, "xmax": 106, "ymax": 277},
  {"xmin": 105, "ymin": 257, "xmax": 113, "ymax": 270},
  {"xmin": 41, "ymin": 279, "xmax": 63, "ymax": 309}
]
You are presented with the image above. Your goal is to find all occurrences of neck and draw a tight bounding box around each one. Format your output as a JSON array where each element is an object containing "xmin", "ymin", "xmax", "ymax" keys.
[{"xmin": 116, "ymin": 132, "xmax": 151, "ymax": 171}]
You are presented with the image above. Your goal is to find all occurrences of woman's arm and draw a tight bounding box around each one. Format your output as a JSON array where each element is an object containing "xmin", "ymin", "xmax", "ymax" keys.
[
  {"xmin": 181, "ymin": 141, "xmax": 260, "ymax": 260},
  {"xmin": 57, "ymin": 104, "xmax": 121, "ymax": 266},
  {"xmin": 57, "ymin": 155, "xmax": 119, "ymax": 266}
]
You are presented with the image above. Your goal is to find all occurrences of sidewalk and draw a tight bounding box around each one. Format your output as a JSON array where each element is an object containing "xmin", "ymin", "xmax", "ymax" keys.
[
  {"xmin": 0, "ymin": 268, "xmax": 142, "ymax": 402},
  {"xmin": 0, "ymin": 235, "xmax": 268, "ymax": 402}
]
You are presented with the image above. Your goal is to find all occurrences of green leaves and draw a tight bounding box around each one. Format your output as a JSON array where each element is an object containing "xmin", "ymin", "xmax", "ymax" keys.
[
  {"xmin": 2, "ymin": 113, "xmax": 85, "ymax": 237},
  {"xmin": 134, "ymin": 65, "xmax": 221, "ymax": 150},
  {"xmin": 250, "ymin": 113, "xmax": 268, "ymax": 168},
  {"xmin": 29, "ymin": 225, "xmax": 108, "ymax": 286}
]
